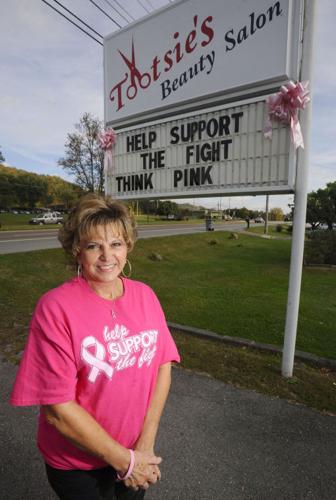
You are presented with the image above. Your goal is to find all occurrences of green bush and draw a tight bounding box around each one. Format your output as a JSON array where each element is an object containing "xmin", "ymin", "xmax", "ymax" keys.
[
  {"xmin": 287, "ymin": 225, "xmax": 293, "ymax": 234},
  {"xmin": 304, "ymin": 230, "xmax": 336, "ymax": 265},
  {"xmin": 275, "ymin": 224, "xmax": 283, "ymax": 233}
]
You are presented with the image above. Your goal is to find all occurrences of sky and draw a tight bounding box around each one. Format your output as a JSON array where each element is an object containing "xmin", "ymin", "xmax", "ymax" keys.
[{"xmin": 0, "ymin": 0, "xmax": 335, "ymax": 214}]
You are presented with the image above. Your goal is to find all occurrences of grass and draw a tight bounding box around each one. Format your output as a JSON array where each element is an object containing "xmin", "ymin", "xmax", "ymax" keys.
[
  {"xmin": 130, "ymin": 233, "xmax": 336, "ymax": 360},
  {"xmin": 247, "ymin": 224, "xmax": 292, "ymax": 238},
  {"xmin": 174, "ymin": 331, "xmax": 336, "ymax": 414},
  {"xmin": 1, "ymin": 233, "xmax": 335, "ymax": 359},
  {"xmin": 0, "ymin": 250, "xmax": 71, "ymax": 363},
  {"xmin": 0, "ymin": 233, "xmax": 335, "ymax": 413}
]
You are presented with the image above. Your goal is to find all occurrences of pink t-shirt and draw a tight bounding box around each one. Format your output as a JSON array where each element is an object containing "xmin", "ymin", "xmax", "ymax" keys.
[{"xmin": 10, "ymin": 277, "xmax": 180, "ymax": 470}]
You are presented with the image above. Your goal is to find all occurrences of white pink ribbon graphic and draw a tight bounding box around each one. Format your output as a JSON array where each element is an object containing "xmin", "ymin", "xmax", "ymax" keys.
[
  {"xmin": 81, "ymin": 336, "xmax": 114, "ymax": 383},
  {"xmin": 99, "ymin": 128, "xmax": 117, "ymax": 178},
  {"xmin": 264, "ymin": 81, "xmax": 310, "ymax": 149}
]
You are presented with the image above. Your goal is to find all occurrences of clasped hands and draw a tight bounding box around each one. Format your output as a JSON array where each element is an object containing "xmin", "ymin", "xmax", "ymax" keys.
[{"xmin": 123, "ymin": 449, "xmax": 162, "ymax": 491}]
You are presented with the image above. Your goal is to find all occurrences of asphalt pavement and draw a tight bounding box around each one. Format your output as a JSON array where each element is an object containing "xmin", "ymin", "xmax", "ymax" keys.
[{"xmin": 1, "ymin": 357, "xmax": 335, "ymax": 500}]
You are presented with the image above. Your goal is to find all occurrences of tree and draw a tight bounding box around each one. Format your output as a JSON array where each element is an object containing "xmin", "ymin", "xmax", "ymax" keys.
[
  {"xmin": 19, "ymin": 173, "xmax": 48, "ymax": 209},
  {"xmin": 306, "ymin": 192, "xmax": 322, "ymax": 230},
  {"xmin": 306, "ymin": 182, "xmax": 336, "ymax": 230},
  {"xmin": 138, "ymin": 199, "xmax": 158, "ymax": 216},
  {"xmin": 235, "ymin": 207, "xmax": 254, "ymax": 220},
  {"xmin": 0, "ymin": 164, "xmax": 82, "ymax": 209},
  {"xmin": 44, "ymin": 175, "xmax": 83, "ymax": 208},
  {"xmin": 319, "ymin": 182, "xmax": 336, "ymax": 230},
  {"xmin": 269, "ymin": 207, "xmax": 284, "ymax": 221},
  {"xmin": 0, "ymin": 167, "xmax": 47, "ymax": 209},
  {"xmin": 286, "ymin": 202, "xmax": 294, "ymax": 221},
  {"xmin": 0, "ymin": 171, "xmax": 15, "ymax": 208},
  {"xmin": 176, "ymin": 207, "xmax": 191, "ymax": 220},
  {"xmin": 157, "ymin": 200, "xmax": 179, "ymax": 218},
  {"xmin": 0, "ymin": 147, "xmax": 5, "ymax": 163},
  {"xmin": 58, "ymin": 113, "xmax": 104, "ymax": 193}
]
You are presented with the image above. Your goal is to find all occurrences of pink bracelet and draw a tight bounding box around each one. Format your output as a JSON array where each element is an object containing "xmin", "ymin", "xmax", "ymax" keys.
[{"xmin": 117, "ymin": 449, "xmax": 135, "ymax": 481}]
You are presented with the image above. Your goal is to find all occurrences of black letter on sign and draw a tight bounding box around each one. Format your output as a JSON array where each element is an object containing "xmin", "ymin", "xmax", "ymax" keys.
[
  {"xmin": 231, "ymin": 112, "xmax": 244, "ymax": 133},
  {"xmin": 224, "ymin": 29, "xmax": 235, "ymax": 52},
  {"xmin": 201, "ymin": 166, "xmax": 213, "ymax": 185},
  {"xmin": 144, "ymin": 173, "xmax": 154, "ymax": 189},
  {"xmin": 170, "ymin": 126, "xmax": 179, "ymax": 145},
  {"xmin": 174, "ymin": 170, "xmax": 183, "ymax": 187}
]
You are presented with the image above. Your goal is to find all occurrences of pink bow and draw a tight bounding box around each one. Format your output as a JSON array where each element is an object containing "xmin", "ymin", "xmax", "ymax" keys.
[
  {"xmin": 99, "ymin": 128, "xmax": 117, "ymax": 177},
  {"xmin": 264, "ymin": 81, "xmax": 310, "ymax": 149}
]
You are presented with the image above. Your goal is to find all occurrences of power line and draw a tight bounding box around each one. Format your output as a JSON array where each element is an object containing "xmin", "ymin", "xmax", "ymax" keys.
[
  {"xmin": 89, "ymin": 0, "xmax": 122, "ymax": 28},
  {"xmin": 137, "ymin": 0, "xmax": 150, "ymax": 14},
  {"xmin": 41, "ymin": 0, "xmax": 103, "ymax": 46},
  {"xmin": 112, "ymin": 0, "xmax": 135, "ymax": 21},
  {"xmin": 51, "ymin": 0, "xmax": 103, "ymax": 38},
  {"xmin": 100, "ymin": 0, "xmax": 133, "ymax": 24}
]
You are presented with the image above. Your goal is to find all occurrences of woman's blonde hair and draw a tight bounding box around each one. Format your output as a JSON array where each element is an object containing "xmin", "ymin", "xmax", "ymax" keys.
[{"xmin": 58, "ymin": 193, "xmax": 137, "ymax": 261}]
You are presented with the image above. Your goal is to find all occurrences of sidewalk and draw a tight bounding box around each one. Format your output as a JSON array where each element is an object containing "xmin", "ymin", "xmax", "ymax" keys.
[{"xmin": 1, "ymin": 358, "xmax": 335, "ymax": 499}]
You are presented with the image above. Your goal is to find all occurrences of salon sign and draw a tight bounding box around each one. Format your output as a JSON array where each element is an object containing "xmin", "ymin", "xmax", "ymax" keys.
[
  {"xmin": 105, "ymin": 97, "xmax": 295, "ymax": 200},
  {"xmin": 104, "ymin": 0, "xmax": 303, "ymax": 127}
]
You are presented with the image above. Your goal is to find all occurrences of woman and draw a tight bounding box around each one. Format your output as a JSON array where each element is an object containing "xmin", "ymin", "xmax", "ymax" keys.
[{"xmin": 10, "ymin": 194, "xmax": 180, "ymax": 499}]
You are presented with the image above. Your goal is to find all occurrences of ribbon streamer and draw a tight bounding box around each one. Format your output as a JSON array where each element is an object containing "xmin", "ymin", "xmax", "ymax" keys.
[
  {"xmin": 81, "ymin": 336, "xmax": 114, "ymax": 383},
  {"xmin": 99, "ymin": 128, "xmax": 117, "ymax": 178},
  {"xmin": 264, "ymin": 81, "xmax": 310, "ymax": 149}
]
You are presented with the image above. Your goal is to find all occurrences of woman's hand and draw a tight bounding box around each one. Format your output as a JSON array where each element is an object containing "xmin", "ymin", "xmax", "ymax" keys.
[
  {"xmin": 134, "ymin": 442, "xmax": 162, "ymax": 484},
  {"xmin": 123, "ymin": 450, "xmax": 161, "ymax": 491}
]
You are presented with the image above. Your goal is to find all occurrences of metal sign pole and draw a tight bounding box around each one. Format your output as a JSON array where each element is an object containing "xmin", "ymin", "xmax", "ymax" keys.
[
  {"xmin": 264, "ymin": 194, "xmax": 269, "ymax": 235},
  {"xmin": 281, "ymin": 0, "xmax": 317, "ymax": 377}
]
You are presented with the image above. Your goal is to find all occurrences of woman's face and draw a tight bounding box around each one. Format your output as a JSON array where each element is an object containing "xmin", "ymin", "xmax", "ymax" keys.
[{"xmin": 78, "ymin": 224, "xmax": 128, "ymax": 286}]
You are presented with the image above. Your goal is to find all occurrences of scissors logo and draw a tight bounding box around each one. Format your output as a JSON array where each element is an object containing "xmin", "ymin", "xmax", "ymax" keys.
[{"xmin": 109, "ymin": 38, "xmax": 151, "ymax": 111}]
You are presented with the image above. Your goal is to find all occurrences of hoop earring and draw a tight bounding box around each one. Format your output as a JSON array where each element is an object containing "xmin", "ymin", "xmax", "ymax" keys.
[
  {"xmin": 77, "ymin": 264, "xmax": 82, "ymax": 278},
  {"xmin": 122, "ymin": 259, "xmax": 132, "ymax": 278}
]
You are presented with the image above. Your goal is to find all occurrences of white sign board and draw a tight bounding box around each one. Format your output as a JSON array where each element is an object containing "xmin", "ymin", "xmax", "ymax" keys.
[
  {"xmin": 106, "ymin": 98, "xmax": 295, "ymax": 200},
  {"xmin": 104, "ymin": 0, "xmax": 302, "ymax": 127}
]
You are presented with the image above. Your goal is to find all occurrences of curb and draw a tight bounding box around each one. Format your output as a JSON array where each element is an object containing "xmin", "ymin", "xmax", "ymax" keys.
[{"xmin": 168, "ymin": 321, "xmax": 336, "ymax": 370}]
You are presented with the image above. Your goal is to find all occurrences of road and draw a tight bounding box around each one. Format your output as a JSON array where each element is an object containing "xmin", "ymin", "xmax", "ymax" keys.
[{"xmin": 0, "ymin": 222, "xmax": 246, "ymax": 254}]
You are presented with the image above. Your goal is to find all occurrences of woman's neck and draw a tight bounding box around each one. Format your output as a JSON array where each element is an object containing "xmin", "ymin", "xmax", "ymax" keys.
[{"xmin": 84, "ymin": 276, "xmax": 124, "ymax": 301}]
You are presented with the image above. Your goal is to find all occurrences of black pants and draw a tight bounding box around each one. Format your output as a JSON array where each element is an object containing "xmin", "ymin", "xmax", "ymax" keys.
[{"xmin": 45, "ymin": 463, "xmax": 146, "ymax": 500}]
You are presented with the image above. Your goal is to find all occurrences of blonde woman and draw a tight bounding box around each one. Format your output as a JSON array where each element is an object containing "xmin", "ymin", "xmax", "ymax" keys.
[{"xmin": 11, "ymin": 194, "xmax": 180, "ymax": 500}]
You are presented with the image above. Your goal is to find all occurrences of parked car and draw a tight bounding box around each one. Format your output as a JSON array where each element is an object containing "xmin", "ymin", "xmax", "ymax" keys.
[
  {"xmin": 29, "ymin": 212, "xmax": 63, "ymax": 225},
  {"xmin": 254, "ymin": 217, "xmax": 264, "ymax": 223},
  {"xmin": 317, "ymin": 223, "xmax": 336, "ymax": 230}
]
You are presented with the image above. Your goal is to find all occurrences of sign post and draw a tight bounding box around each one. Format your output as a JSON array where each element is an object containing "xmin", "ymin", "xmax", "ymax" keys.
[{"xmin": 281, "ymin": 0, "xmax": 316, "ymax": 377}]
